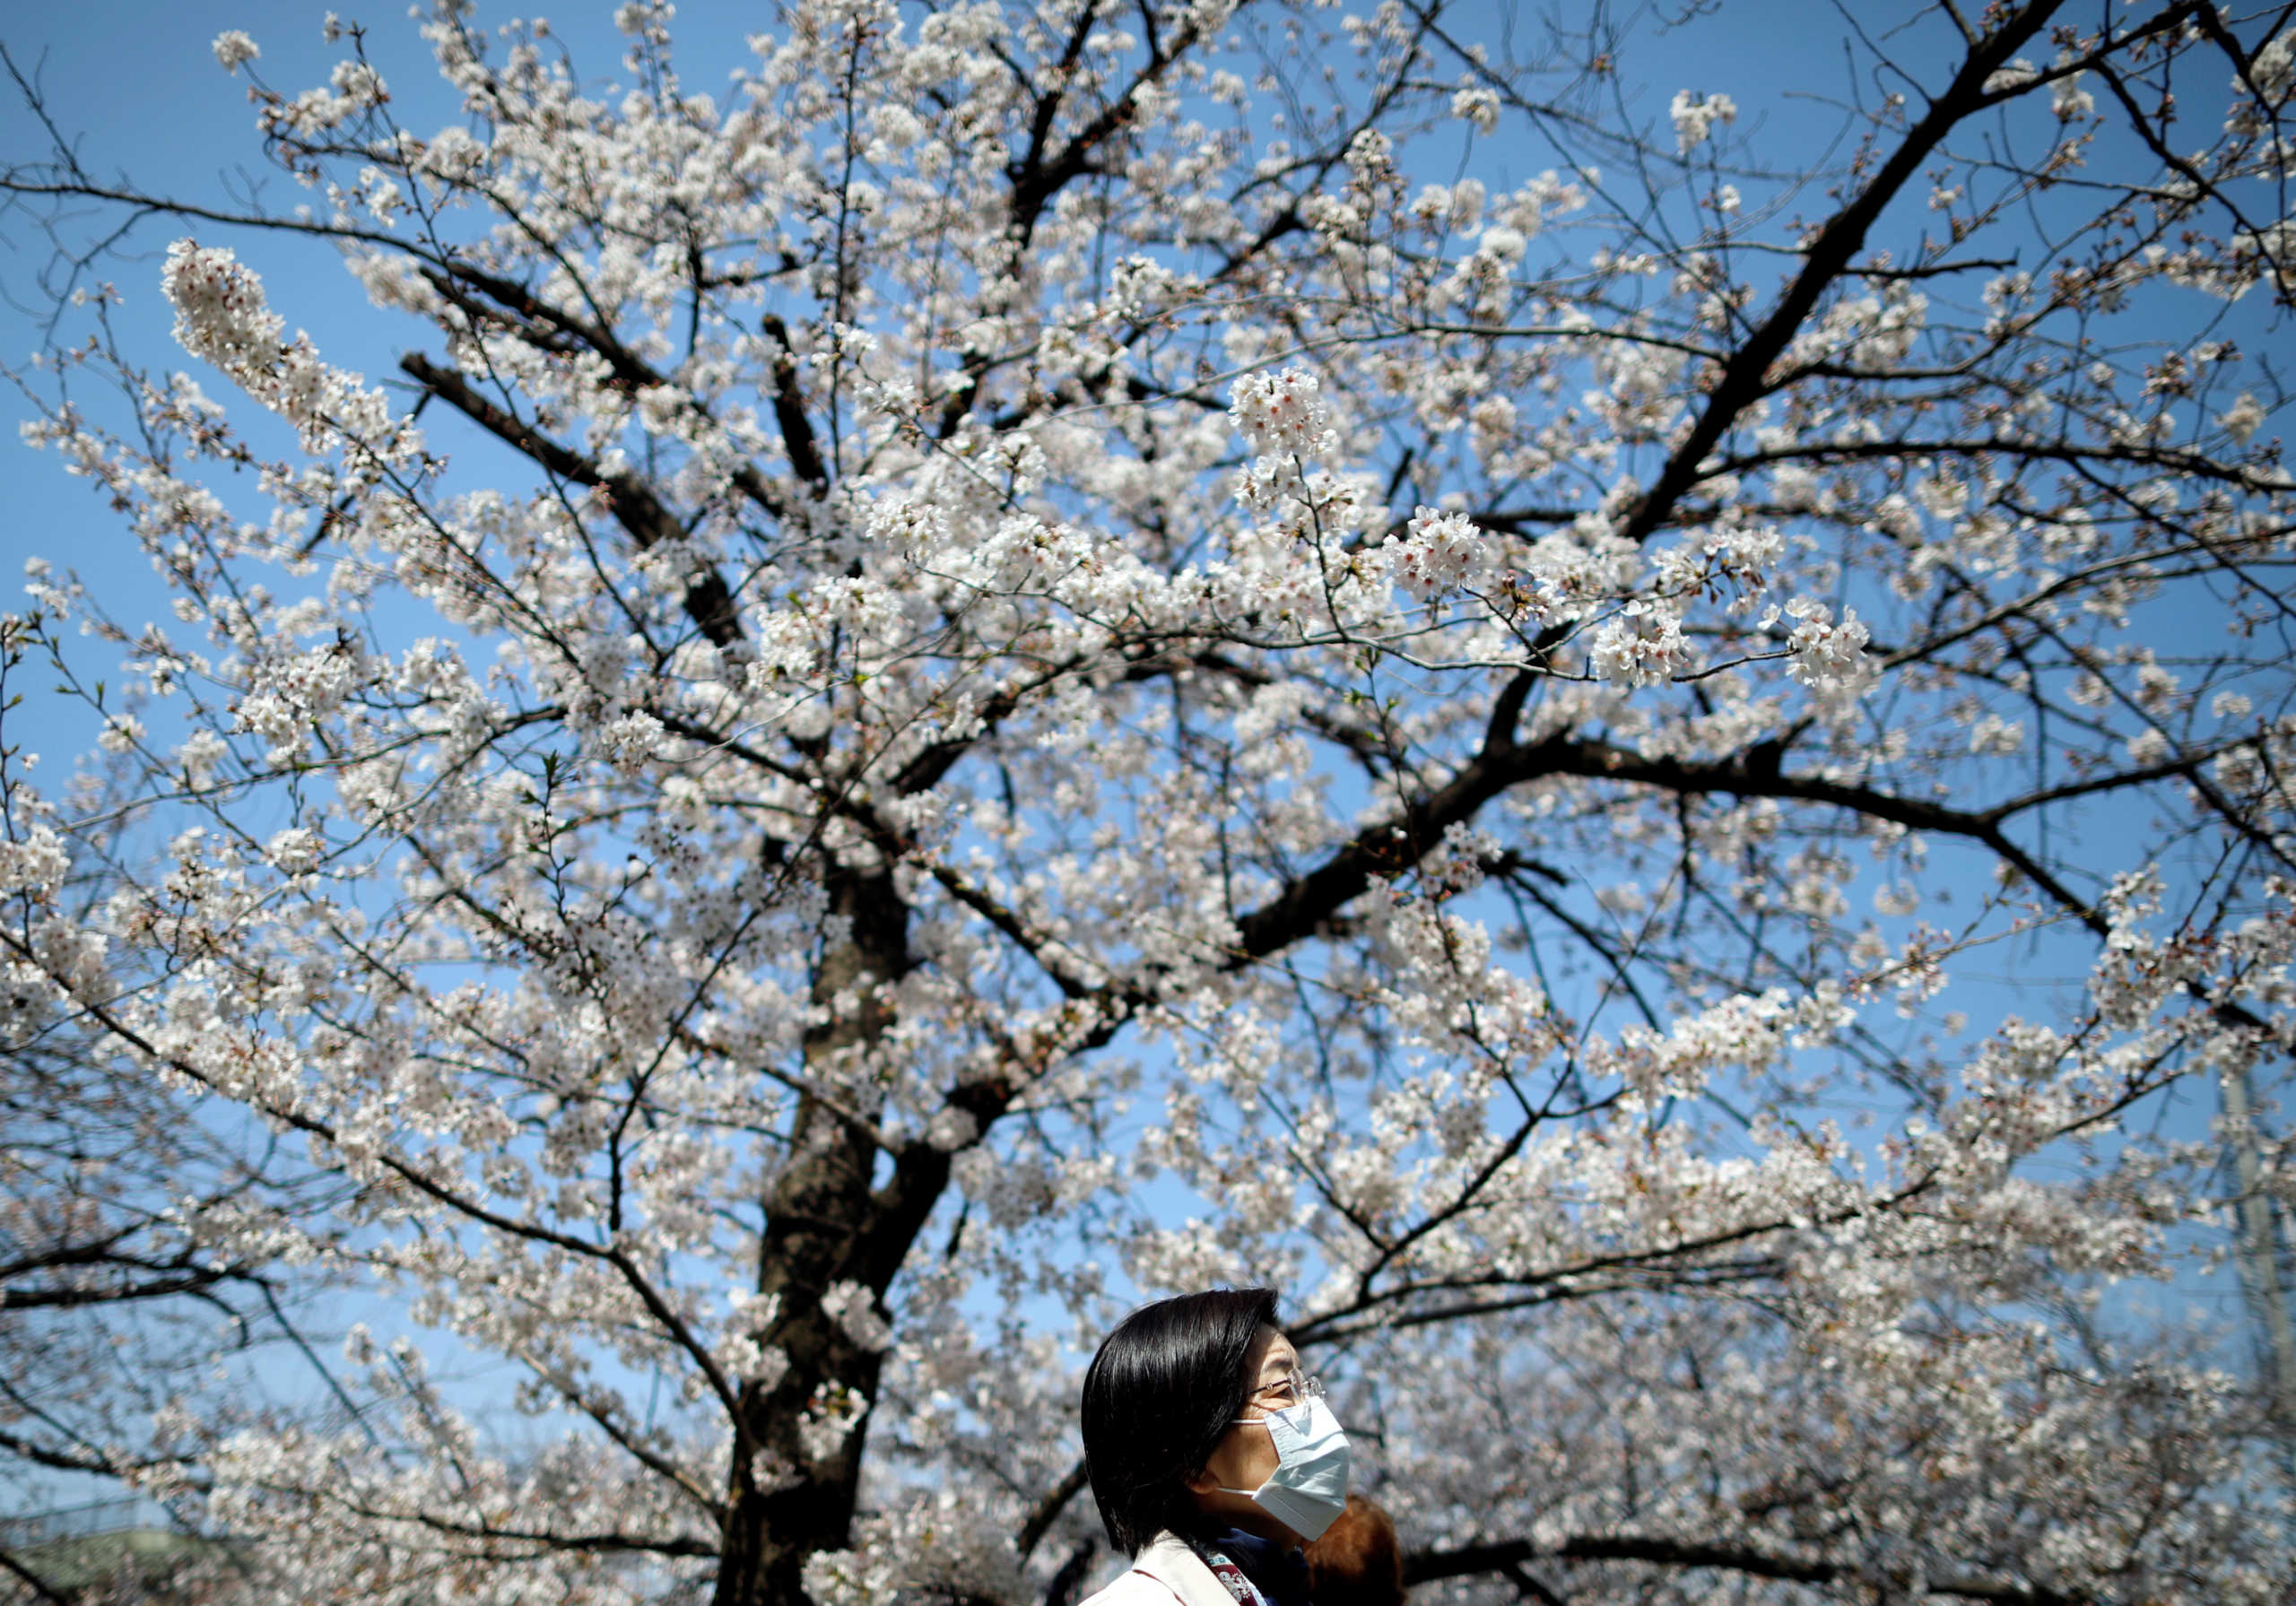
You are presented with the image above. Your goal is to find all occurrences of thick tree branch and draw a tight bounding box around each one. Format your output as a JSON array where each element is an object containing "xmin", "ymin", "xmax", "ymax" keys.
[
  {"xmin": 399, "ymin": 352, "xmax": 743, "ymax": 647},
  {"xmin": 1614, "ymin": 0, "xmax": 2083, "ymax": 548},
  {"xmin": 1405, "ymin": 1533, "xmax": 2089, "ymax": 1606},
  {"xmin": 1013, "ymin": 1459, "xmax": 1091, "ymax": 1563}
]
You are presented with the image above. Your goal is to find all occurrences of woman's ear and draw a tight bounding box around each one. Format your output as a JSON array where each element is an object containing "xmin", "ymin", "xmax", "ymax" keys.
[{"xmin": 1182, "ymin": 1464, "xmax": 1219, "ymax": 1495}]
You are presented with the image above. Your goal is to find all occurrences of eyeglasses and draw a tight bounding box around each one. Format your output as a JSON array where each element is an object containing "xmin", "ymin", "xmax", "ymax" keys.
[{"xmin": 1244, "ymin": 1368, "xmax": 1324, "ymax": 1413}]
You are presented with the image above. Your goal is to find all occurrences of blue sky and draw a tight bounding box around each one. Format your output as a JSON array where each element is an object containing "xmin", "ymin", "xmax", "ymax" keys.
[
  {"xmin": 0, "ymin": 0, "xmax": 1872, "ymax": 692},
  {"xmin": 4, "ymin": 0, "xmax": 2268, "ymax": 759}
]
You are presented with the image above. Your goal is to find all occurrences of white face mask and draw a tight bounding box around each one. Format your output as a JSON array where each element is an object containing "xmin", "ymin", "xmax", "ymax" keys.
[{"xmin": 1216, "ymin": 1395, "xmax": 1351, "ymax": 1542}]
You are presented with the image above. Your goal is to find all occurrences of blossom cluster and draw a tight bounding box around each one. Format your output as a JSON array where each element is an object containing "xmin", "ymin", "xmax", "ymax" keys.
[{"xmin": 1229, "ymin": 368, "xmax": 1338, "ymax": 457}]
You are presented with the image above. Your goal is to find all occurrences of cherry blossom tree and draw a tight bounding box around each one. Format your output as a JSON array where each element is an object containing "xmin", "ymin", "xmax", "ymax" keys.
[
  {"xmin": 3, "ymin": 1, "xmax": 2295, "ymax": 1604},
  {"xmin": 0, "ymin": 998, "xmax": 344, "ymax": 1516},
  {"xmin": 0, "ymin": 664, "xmax": 360, "ymax": 1558}
]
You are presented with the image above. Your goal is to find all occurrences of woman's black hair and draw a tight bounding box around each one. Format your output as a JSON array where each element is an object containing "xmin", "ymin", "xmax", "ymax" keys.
[{"xmin": 1080, "ymin": 1287, "xmax": 1281, "ymax": 1557}]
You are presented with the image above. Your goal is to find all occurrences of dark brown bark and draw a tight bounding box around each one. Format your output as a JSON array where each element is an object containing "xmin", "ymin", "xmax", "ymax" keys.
[
  {"xmin": 399, "ymin": 352, "xmax": 744, "ymax": 648},
  {"xmin": 1610, "ymin": 0, "xmax": 2084, "ymax": 551},
  {"xmin": 711, "ymin": 860, "xmax": 911, "ymax": 1606}
]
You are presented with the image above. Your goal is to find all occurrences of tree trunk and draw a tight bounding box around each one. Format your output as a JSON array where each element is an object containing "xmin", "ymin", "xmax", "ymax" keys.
[{"xmin": 712, "ymin": 861, "xmax": 911, "ymax": 1606}]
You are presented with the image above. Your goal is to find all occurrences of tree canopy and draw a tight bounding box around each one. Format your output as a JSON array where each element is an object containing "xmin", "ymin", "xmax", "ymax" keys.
[{"xmin": 3, "ymin": 2, "xmax": 2295, "ymax": 1603}]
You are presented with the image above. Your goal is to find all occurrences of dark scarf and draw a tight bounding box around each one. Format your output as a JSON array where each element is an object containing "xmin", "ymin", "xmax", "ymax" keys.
[{"xmin": 1198, "ymin": 1526, "xmax": 1313, "ymax": 1606}]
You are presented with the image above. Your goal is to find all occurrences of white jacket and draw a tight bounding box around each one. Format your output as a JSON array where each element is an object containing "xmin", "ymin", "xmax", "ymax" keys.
[{"xmin": 1076, "ymin": 1532, "xmax": 1240, "ymax": 1606}]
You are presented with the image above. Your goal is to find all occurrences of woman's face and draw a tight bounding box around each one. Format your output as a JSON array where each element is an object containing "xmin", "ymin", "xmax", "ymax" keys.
[{"xmin": 1185, "ymin": 1323, "xmax": 1305, "ymax": 1545}]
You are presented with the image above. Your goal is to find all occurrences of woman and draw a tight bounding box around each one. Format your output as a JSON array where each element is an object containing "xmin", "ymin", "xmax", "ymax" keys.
[{"xmin": 1077, "ymin": 1288, "xmax": 1351, "ymax": 1606}]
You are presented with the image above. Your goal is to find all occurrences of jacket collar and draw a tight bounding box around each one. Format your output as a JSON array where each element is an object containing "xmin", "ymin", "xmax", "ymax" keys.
[{"xmin": 1131, "ymin": 1532, "xmax": 1249, "ymax": 1606}]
